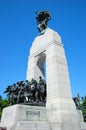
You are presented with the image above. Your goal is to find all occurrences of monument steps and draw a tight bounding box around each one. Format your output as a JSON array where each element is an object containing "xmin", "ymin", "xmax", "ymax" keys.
[
  {"xmin": 80, "ymin": 122, "xmax": 86, "ymax": 130},
  {"xmin": 14, "ymin": 121, "xmax": 51, "ymax": 130}
]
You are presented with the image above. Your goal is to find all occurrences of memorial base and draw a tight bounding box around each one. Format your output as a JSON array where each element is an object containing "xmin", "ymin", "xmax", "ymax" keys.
[
  {"xmin": 0, "ymin": 104, "xmax": 86, "ymax": 130},
  {"xmin": 0, "ymin": 105, "xmax": 49, "ymax": 130}
]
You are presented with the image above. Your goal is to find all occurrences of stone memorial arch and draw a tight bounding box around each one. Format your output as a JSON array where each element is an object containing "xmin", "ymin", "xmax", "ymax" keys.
[
  {"xmin": 26, "ymin": 27, "xmax": 81, "ymax": 130},
  {"xmin": 1, "ymin": 10, "xmax": 86, "ymax": 130},
  {"xmin": 27, "ymin": 50, "xmax": 46, "ymax": 81}
]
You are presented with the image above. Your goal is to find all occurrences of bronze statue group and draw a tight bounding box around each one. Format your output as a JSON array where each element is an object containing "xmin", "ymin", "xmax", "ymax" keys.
[{"xmin": 4, "ymin": 76, "xmax": 46, "ymax": 106}]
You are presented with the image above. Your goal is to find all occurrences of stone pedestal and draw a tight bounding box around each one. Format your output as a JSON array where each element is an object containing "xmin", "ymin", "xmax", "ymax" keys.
[
  {"xmin": 0, "ymin": 105, "xmax": 50, "ymax": 130},
  {"xmin": 1, "ymin": 105, "xmax": 86, "ymax": 130}
]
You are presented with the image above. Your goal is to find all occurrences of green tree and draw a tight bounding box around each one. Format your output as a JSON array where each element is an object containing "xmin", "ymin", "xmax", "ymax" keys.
[
  {"xmin": 0, "ymin": 96, "xmax": 9, "ymax": 119},
  {"xmin": 80, "ymin": 96, "xmax": 86, "ymax": 122}
]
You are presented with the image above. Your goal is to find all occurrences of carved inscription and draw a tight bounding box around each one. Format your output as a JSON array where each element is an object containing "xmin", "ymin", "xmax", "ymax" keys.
[{"xmin": 26, "ymin": 110, "xmax": 40, "ymax": 116}]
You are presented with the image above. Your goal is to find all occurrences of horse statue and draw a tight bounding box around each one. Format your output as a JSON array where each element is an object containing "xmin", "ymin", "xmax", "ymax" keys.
[{"xmin": 4, "ymin": 84, "xmax": 18, "ymax": 105}]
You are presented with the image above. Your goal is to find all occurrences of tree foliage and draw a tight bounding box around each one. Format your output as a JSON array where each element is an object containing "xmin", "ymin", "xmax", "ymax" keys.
[
  {"xmin": 80, "ymin": 96, "xmax": 86, "ymax": 122},
  {"xmin": 0, "ymin": 96, "xmax": 9, "ymax": 119},
  {"xmin": 73, "ymin": 94, "xmax": 86, "ymax": 122}
]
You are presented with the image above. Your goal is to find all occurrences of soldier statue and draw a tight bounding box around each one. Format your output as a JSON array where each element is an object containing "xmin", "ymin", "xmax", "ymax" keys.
[{"xmin": 37, "ymin": 76, "xmax": 46, "ymax": 102}]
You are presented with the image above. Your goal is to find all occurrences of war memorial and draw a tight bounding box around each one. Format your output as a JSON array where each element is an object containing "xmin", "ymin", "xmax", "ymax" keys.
[{"xmin": 0, "ymin": 11, "xmax": 86, "ymax": 130}]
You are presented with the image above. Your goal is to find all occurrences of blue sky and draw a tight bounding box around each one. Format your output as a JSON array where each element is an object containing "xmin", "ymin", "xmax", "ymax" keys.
[{"xmin": 0, "ymin": 0, "xmax": 86, "ymax": 98}]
